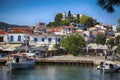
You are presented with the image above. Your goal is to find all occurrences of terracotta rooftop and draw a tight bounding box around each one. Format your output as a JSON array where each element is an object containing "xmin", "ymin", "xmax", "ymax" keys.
[
  {"xmin": 62, "ymin": 26, "xmax": 74, "ymax": 28},
  {"xmin": 92, "ymin": 31, "xmax": 104, "ymax": 35},
  {"xmin": 0, "ymin": 30, "xmax": 7, "ymax": 34},
  {"xmin": 47, "ymin": 27, "xmax": 62, "ymax": 33},
  {"xmin": 8, "ymin": 28, "xmax": 33, "ymax": 34}
]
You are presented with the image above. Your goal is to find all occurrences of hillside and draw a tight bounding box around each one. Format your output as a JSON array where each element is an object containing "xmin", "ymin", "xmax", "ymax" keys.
[{"xmin": 0, "ymin": 22, "xmax": 29, "ymax": 30}]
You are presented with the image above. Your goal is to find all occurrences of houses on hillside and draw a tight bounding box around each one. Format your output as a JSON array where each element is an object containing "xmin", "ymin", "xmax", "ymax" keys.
[{"xmin": 0, "ymin": 23, "xmax": 117, "ymax": 52}]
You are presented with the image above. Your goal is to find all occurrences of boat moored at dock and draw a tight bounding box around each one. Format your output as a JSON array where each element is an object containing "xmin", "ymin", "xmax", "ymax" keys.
[
  {"xmin": 97, "ymin": 61, "xmax": 120, "ymax": 73},
  {"xmin": 6, "ymin": 53, "xmax": 36, "ymax": 70}
]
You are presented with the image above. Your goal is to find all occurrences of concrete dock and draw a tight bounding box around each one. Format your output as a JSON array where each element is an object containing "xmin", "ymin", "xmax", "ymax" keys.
[
  {"xmin": 36, "ymin": 55, "xmax": 105, "ymax": 66},
  {"xmin": 0, "ymin": 55, "xmax": 117, "ymax": 66}
]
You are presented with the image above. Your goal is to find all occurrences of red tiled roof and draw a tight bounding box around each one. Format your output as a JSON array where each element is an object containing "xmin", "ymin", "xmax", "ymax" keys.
[
  {"xmin": 47, "ymin": 28, "xmax": 54, "ymax": 33},
  {"xmin": 47, "ymin": 26, "xmax": 75, "ymax": 33},
  {"xmin": 98, "ymin": 30, "xmax": 105, "ymax": 33},
  {"xmin": 54, "ymin": 27, "xmax": 62, "ymax": 32},
  {"xmin": 47, "ymin": 27, "xmax": 62, "ymax": 33},
  {"xmin": 0, "ymin": 30, "xmax": 7, "ymax": 34},
  {"xmin": 92, "ymin": 31, "xmax": 104, "ymax": 35},
  {"xmin": 62, "ymin": 26, "xmax": 74, "ymax": 28},
  {"xmin": 8, "ymin": 28, "xmax": 33, "ymax": 34}
]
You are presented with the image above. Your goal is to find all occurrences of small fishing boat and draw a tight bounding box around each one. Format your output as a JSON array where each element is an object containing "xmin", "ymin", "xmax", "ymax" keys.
[
  {"xmin": 97, "ymin": 61, "xmax": 120, "ymax": 73},
  {"xmin": 6, "ymin": 53, "xmax": 36, "ymax": 70}
]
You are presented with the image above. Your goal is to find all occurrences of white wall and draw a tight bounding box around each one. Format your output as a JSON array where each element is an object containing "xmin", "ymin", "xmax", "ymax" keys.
[
  {"xmin": 29, "ymin": 34, "xmax": 62, "ymax": 46},
  {"xmin": 8, "ymin": 33, "xmax": 28, "ymax": 43},
  {"xmin": 115, "ymin": 32, "xmax": 120, "ymax": 37},
  {"xmin": 0, "ymin": 34, "xmax": 8, "ymax": 43}
]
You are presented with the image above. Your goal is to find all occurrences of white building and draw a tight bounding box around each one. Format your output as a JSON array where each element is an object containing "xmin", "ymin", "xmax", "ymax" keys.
[
  {"xmin": 112, "ymin": 25, "xmax": 117, "ymax": 32},
  {"xmin": 7, "ymin": 28, "xmax": 31, "ymax": 44},
  {"xmin": 8, "ymin": 33, "xmax": 29, "ymax": 44},
  {"xmin": 0, "ymin": 30, "xmax": 8, "ymax": 44},
  {"xmin": 115, "ymin": 32, "xmax": 120, "ymax": 37},
  {"xmin": 29, "ymin": 34, "xmax": 62, "ymax": 47},
  {"xmin": 6, "ymin": 28, "xmax": 63, "ymax": 51},
  {"xmin": 47, "ymin": 26, "xmax": 76, "ymax": 35},
  {"xmin": 62, "ymin": 12, "xmax": 66, "ymax": 20}
]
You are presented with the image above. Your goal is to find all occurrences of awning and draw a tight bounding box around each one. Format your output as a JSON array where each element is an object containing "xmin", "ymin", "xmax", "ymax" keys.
[
  {"xmin": 18, "ymin": 45, "xmax": 31, "ymax": 50},
  {"xmin": 48, "ymin": 45, "xmax": 57, "ymax": 51},
  {"xmin": 21, "ymin": 53, "xmax": 36, "ymax": 56},
  {"xmin": 2, "ymin": 47, "xmax": 16, "ymax": 51},
  {"xmin": 0, "ymin": 46, "xmax": 3, "ymax": 50},
  {"xmin": 87, "ymin": 43, "xmax": 108, "ymax": 50},
  {"xmin": 32, "ymin": 46, "xmax": 48, "ymax": 51}
]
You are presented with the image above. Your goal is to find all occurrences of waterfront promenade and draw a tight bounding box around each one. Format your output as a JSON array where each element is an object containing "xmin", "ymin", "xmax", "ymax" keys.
[
  {"xmin": 36, "ymin": 55, "xmax": 106, "ymax": 65},
  {"xmin": 0, "ymin": 55, "xmax": 118, "ymax": 65}
]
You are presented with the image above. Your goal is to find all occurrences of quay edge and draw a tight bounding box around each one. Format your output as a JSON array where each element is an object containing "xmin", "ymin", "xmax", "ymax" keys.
[{"xmin": 0, "ymin": 56, "xmax": 116, "ymax": 66}]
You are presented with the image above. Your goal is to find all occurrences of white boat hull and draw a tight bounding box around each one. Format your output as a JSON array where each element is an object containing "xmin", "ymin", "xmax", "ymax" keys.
[
  {"xmin": 7, "ymin": 60, "xmax": 36, "ymax": 70},
  {"xmin": 97, "ymin": 61, "xmax": 120, "ymax": 73},
  {"xmin": 103, "ymin": 68, "xmax": 116, "ymax": 73}
]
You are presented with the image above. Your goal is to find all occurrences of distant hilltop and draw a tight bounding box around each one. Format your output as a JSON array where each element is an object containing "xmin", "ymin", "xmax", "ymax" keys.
[{"xmin": 0, "ymin": 22, "xmax": 29, "ymax": 30}]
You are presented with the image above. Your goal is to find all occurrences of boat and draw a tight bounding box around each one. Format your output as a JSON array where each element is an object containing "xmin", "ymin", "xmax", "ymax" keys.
[
  {"xmin": 97, "ymin": 61, "xmax": 120, "ymax": 73},
  {"xmin": 6, "ymin": 53, "xmax": 36, "ymax": 70}
]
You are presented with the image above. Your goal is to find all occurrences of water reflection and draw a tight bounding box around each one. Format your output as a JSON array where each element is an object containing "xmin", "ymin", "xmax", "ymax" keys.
[
  {"xmin": 103, "ymin": 72, "xmax": 120, "ymax": 80},
  {"xmin": 0, "ymin": 65, "xmax": 120, "ymax": 80}
]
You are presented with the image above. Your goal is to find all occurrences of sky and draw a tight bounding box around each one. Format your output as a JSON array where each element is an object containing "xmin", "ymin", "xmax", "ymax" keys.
[{"xmin": 0, "ymin": 0, "xmax": 120, "ymax": 26}]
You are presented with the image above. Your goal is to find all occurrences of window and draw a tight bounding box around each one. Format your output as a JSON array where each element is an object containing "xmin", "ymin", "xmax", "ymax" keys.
[
  {"xmin": 48, "ymin": 38, "xmax": 52, "ymax": 43},
  {"xmin": 68, "ymin": 28, "xmax": 71, "ymax": 31},
  {"xmin": 34, "ymin": 38, "xmax": 38, "ymax": 43},
  {"xmin": 41, "ymin": 38, "xmax": 45, "ymax": 42},
  {"xmin": 10, "ymin": 35, "xmax": 14, "ymax": 42},
  {"xmin": 57, "ymin": 38, "xmax": 61, "ymax": 42},
  {"xmin": 18, "ymin": 35, "xmax": 21, "ymax": 41},
  {"xmin": 0, "ymin": 37, "xmax": 3, "ymax": 42}
]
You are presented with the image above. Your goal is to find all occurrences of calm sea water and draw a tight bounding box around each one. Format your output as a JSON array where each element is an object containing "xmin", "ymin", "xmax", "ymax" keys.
[{"xmin": 0, "ymin": 65, "xmax": 120, "ymax": 80}]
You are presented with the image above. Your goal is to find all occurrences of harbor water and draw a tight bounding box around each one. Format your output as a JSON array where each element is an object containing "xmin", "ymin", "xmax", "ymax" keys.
[{"xmin": 0, "ymin": 65, "xmax": 120, "ymax": 80}]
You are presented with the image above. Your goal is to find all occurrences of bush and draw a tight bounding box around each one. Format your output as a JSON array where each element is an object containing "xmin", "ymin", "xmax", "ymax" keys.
[
  {"xmin": 72, "ymin": 53, "xmax": 79, "ymax": 56},
  {"xmin": 54, "ymin": 49, "xmax": 64, "ymax": 56}
]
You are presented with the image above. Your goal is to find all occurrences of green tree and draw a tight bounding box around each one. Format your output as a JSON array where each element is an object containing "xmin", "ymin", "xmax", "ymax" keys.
[
  {"xmin": 98, "ymin": 0, "xmax": 120, "ymax": 13},
  {"xmin": 117, "ymin": 44, "xmax": 120, "ymax": 54},
  {"xmin": 117, "ymin": 26, "xmax": 120, "ymax": 32},
  {"xmin": 47, "ymin": 13, "xmax": 70, "ymax": 27},
  {"xmin": 116, "ymin": 18, "xmax": 120, "ymax": 32},
  {"xmin": 77, "ymin": 14, "xmax": 80, "ymax": 19},
  {"xmin": 115, "ymin": 35, "xmax": 120, "ymax": 45},
  {"xmin": 54, "ymin": 13, "xmax": 63, "ymax": 26},
  {"xmin": 95, "ymin": 33, "xmax": 106, "ymax": 45},
  {"xmin": 80, "ymin": 15, "xmax": 94, "ymax": 28},
  {"xmin": 61, "ymin": 20, "xmax": 70, "ymax": 26},
  {"xmin": 60, "ymin": 34, "xmax": 86, "ymax": 56},
  {"xmin": 46, "ymin": 22, "xmax": 55, "ymax": 28},
  {"xmin": 68, "ymin": 10, "xmax": 72, "ymax": 19},
  {"xmin": 106, "ymin": 38, "xmax": 115, "ymax": 49},
  {"xmin": 74, "ymin": 18, "xmax": 80, "ymax": 24}
]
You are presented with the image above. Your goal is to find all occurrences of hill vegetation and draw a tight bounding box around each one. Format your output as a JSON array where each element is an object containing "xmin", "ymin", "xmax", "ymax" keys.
[
  {"xmin": 46, "ymin": 11, "xmax": 98, "ymax": 28},
  {"xmin": 0, "ymin": 22, "xmax": 29, "ymax": 31}
]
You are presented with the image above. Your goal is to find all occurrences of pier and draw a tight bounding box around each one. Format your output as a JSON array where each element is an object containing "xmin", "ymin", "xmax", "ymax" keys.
[
  {"xmin": 36, "ymin": 59, "xmax": 94, "ymax": 66},
  {"xmin": 36, "ymin": 55, "xmax": 105, "ymax": 66},
  {"xmin": 1, "ymin": 55, "xmax": 116, "ymax": 66}
]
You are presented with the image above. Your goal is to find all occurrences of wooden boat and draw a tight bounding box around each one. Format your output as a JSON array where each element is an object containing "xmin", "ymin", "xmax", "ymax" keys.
[{"xmin": 6, "ymin": 53, "xmax": 36, "ymax": 70}]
